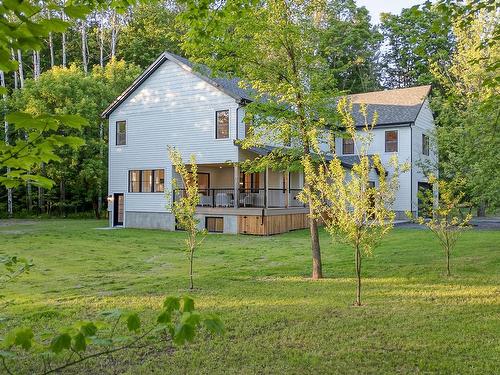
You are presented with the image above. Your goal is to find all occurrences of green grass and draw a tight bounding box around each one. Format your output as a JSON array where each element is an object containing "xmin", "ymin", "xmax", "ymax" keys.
[{"xmin": 1, "ymin": 219, "xmax": 499, "ymax": 374}]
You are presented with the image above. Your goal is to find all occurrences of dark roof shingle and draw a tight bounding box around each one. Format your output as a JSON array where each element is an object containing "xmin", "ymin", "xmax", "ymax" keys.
[{"xmin": 346, "ymin": 85, "xmax": 431, "ymax": 126}]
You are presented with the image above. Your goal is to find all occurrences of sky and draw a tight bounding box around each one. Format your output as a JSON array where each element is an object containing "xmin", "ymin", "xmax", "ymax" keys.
[{"xmin": 356, "ymin": 0, "xmax": 424, "ymax": 25}]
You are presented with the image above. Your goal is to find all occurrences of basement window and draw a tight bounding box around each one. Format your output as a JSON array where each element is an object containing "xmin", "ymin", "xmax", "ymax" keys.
[{"xmin": 206, "ymin": 217, "xmax": 224, "ymax": 233}]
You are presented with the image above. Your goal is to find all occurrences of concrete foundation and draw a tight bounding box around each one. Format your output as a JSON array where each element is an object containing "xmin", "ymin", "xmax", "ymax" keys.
[{"xmin": 125, "ymin": 211, "xmax": 175, "ymax": 230}]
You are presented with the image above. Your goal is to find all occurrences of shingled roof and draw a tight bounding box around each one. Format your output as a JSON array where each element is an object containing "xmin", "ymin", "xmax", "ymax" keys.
[
  {"xmin": 346, "ymin": 85, "xmax": 432, "ymax": 127},
  {"xmin": 102, "ymin": 52, "xmax": 431, "ymax": 123},
  {"xmin": 101, "ymin": 52, "xmax": 252, "ymax": 118}
]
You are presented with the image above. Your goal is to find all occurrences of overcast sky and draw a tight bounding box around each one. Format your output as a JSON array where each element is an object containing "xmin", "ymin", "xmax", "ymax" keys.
[{"xmin": 356, "ymin": 0, "xmax": 424, "ymax": 25}]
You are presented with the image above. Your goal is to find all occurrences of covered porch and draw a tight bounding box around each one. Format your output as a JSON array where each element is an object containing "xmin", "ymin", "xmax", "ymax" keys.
[{"xmin": 172, "ymin": 163, "xmax": 305, "ymax": 209}]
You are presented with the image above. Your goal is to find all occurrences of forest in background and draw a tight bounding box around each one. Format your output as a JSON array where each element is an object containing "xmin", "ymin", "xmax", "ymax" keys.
[{"xmin": 0, "ymin": 0, "xmax": 498, "ymax": 218}]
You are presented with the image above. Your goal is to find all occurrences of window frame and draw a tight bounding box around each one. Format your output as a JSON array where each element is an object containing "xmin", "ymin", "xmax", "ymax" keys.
[
  {"xmin": 116, "ymin": 120, "xmax": 126, "ymax": 146},
  {"xmin": 129, "ymin": 169, "xmax": 165, "ymax": 193},
  {"xmin": 129, "ymin": 170, "xmax": 141, "ymax": 193},
  {"xmin": 215, "ymin": 109, "xmax": 230, "ymax": 140},
  {"xmin": 422, "ymin": 133, "xmax": 430, "ymax": 156},
  {"xmin": 385, "ymin": 130, "xmax": 398, "ymax": 153},
  {"xmin": 342, "ymin": 137, "xmax": 354, "ymax": 155}
]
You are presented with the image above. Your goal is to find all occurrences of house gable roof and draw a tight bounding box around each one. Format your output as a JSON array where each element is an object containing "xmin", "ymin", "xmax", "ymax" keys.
[
  {"xmin": 101, "ymin": 52, "xmax": 252, "ymax": 118},
  {"xmin": 346, "ymin": 85, "xmax": 432, "ymax": 127}
]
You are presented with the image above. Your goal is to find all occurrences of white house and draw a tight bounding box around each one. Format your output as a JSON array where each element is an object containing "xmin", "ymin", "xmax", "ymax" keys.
[{"xmin": 101, "ymin": 52, "xmax": 436, "ymax": 234}]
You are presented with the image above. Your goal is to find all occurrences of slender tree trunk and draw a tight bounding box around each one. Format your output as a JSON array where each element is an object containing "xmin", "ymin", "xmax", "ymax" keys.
[
  {"xmin": 99, "ymin": 12, "xmax": 105, "ymax": 68},
  {"xmin": 47, "ymin": 11, "xmax": 55, "ymax": 68},
  {"xmin": 62, "ymin": 7, "xmax": 67, "ymax": 67},
  {"xmin": 81, "ymin": 23, "xmax": 88, "ymax": 74},
  {"xmin": 17, "ymin": 50, "xmax": 24, "ymax": 88},
  {"xmin": 111, "ymin": 11, "xmax": 117, "ymax": 59},
  {"xmin": 62, "ymin": 32, "xmax": 67, "ymax": 67},
  {"xmin": 476, "ymin": 202, "xmax": 486, "ymax": 217},
  {"xmin": 446, "ymin": 247, "xmax": 451, "ymax": 276},
  {"xmin": 1, "ymin": 71, "xmax": 13, "ymax": 218},
  {"xmin": 355, "ymin": 245, "xmax": 362, "ymax": 306},
  {"xmin": 189, "ymin": 247, "xmax": 194, "ymax": 290},
  {"xmin": 303, "ymin": 143, "xmax": 322, "ymax": 279},
  {"xmin": 11, "ymin": 50, "xmax": 18, "ymax": 89},
  {"xmin": 60, "ymin": 179, "xmax": 66, "ymax": 217}
]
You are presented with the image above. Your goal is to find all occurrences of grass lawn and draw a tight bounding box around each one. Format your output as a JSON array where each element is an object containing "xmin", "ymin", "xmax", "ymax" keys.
[{"xmin": 1, "ymin": 219, "xmax": 499, "ymax": 374}]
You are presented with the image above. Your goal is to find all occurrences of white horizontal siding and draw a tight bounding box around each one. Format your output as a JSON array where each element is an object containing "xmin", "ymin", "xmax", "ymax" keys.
[
  {"xmin": 335, "ymin": 126, "xmax": 412, "ymax": 212},
  {"xmin": 108, "ymin": 59, "xmax": 241, "ymax": 217},
  {"xmin": 411, "ymin": 98, "xmax": 437, "ymax": 212}
]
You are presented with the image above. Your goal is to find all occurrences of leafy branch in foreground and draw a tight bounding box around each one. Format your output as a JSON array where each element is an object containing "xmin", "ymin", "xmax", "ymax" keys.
[
  {"xmin": 168, "ymin": 147, "xmax": 207, "ymax": 290},
  {"xmin": 0, "ymin": 295, "xmax": 223, "ymax": 375},
  {"xmin": 408, "ymin": 175, "xmax": 472, "ymax": 276}
]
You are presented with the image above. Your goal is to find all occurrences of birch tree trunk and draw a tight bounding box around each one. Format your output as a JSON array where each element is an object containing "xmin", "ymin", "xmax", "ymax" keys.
[
  {"xmin": 99, "ymin": 12, "xmax": 105, "ymax": 67},
  {"xmin": 47, "ymin": 10, "xmax": 55, "ymax": 68},
  {"xmin": 111, "ymin": 11, "xmax": 117, "ymax": 59},
  {"xmin": 81, "ymin": 22, "xmax": 88, "ymax": 74},
  {"xmin": 10, "ymin": 49, "xmax": 18, "ymax": 89},
  {"xmin": 0, "ymin": 71, "xmax": 13, "ymax": 217},
  {"xmin": 62, "ymin": 8, "xmax": 67, "ymax": 67},
  {"xmin": 17, "ymin": 50, "xmax": 24, "ymax": 88},
  {"xmin": 17, "ymin": 50, "xmax": 32, "ymax": 212}
]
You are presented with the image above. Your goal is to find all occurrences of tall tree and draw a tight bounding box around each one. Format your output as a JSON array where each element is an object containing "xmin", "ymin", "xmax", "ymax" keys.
[
  {"xmin": 321, "ymin": 0, "xmax": 381, "ymax": 93},
  {"xmin": 430, "ymin": 9, "xmax": 499, "ymax": 213},
  {"xmin": 117, "ymin": 1, "xmax": 182, "ymax": 68},
  {"xmin": 380, "ymin": 4, "xmax": 454, "ymax": 89},
  {"xmin": 178, "ymin": 0, "xmax": 346, "ymax": 279}
]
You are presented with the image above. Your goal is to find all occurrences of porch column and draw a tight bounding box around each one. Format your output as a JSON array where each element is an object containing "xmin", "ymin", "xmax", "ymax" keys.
[
  {"xmin": 233, "ymin": 164, "xmax": 239, "ymax": 208},
  {"xmin": 284, "ymin": 171, "xmax": 289, "ymax": 208},
  {"xmin": 265, "ymin": 167, "xmax": 269, "ymax": 208}
]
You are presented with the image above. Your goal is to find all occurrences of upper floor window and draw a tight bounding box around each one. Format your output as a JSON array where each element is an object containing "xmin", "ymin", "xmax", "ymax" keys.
[
  {"xmin": 342, "ymin": 138, "xmax": 354, "ymax": 155},
  {"xmin": 216, "ymin": 110, "xmax": 229, "ymax": 139},
  {"xmin": 385, "ymin": 130, "xmax": 398, "ymax": 152},
  {"xmin": 116, "ymin": 120, "xmax": 126, "ymax": 145},
  {"xmin": 129, "ymin": 169, "xmax": 165, "ymax": 193},
  {"xmin": 422, "ymin": 134, "xmax": 429, "ymax": 156}
]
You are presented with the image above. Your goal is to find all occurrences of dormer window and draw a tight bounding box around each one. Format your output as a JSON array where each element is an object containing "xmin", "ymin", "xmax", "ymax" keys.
[
  {"xmin": 116, "ymin": 120, "xmax": 126, "ymax": 145},
  {"xmin": 216, "ymin": 110, "xmax": 229, "ymax": 139}
]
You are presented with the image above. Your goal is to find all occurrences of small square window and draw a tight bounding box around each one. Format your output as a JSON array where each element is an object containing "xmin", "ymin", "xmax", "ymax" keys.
[
  {"xmin": 422, "ymin": 134, "xmax": 429, "ymax": 156},
  {"xmin": 342, "ymin": 138, "xmax": 354, "ymax": 155},
  {"xmin": 116, "ymin": 121, "xmax": 126, "ymax": 145},
  {"xmin": 216, "ymin": 110, "xmax": 229, "ymax": 139},
  {"xmin": 206, "ymin": 217, "xmax": 224, "ymax": 233},
  {"xmin": 385, "ymin": 130, "xmax": 398, "ymax": 152}
]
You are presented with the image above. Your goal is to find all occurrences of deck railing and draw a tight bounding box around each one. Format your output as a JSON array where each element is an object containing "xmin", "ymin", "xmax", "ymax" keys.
[{"xmin": 173, "ymin": 188, "xmax": 306, "ymax": 208}]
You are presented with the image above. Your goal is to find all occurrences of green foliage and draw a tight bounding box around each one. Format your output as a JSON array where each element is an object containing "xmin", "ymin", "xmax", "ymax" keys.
[
  {"xmin": 429, "ymin": 9, "xmax": 500, "ymax": 212},
  {"xmin": 300, "ymin": 98, "xmax": 408, "ymax": 305},
  {"xmin": 168, "ymin": 147, "xmax": 207, "ymax": 290},
  {"xmin": 408, "ymin": 175, "xmax": 472, "ymax": 276},
  {"xmin": 380, "ymin": 3, "xmax": 455, "ymax": 88},
  {"xmin": 0, "ymin": 295, "xmax": 223, "ymax": 374},
  {"xmin": 117, "ymin": 1, "xmax": 183, "ymax": 68}
]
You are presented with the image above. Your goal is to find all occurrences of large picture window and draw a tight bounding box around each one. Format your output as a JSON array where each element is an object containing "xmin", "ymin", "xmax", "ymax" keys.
[
  {"xmin": 129, "ymin": 169, "xmax": 164, "ymax": 193},
  {"xmin": 342, "ymin": 138, "xmax": 354, "ymax": 155},
  {"xmin": 116, "ymin": 121, "xmax": 126, "ymax": 145},
  {"xmin": 216, "ymin": 110, "xmax": 229, "ymax": 139},
  {"xmin": 385, "ymin": 130, "xmax": 398, "ymax": 152}
]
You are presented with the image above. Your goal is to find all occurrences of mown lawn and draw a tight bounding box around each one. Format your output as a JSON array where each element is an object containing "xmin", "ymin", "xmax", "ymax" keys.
[{"xmin": 1, "ymin": 219, "xmax": 499, "ymax": 374}]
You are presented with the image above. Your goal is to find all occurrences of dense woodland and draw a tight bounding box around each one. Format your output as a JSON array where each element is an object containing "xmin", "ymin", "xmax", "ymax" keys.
[{"xmin": 0, "ymin": 0, "xmax": 498, "ymax": 218}]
